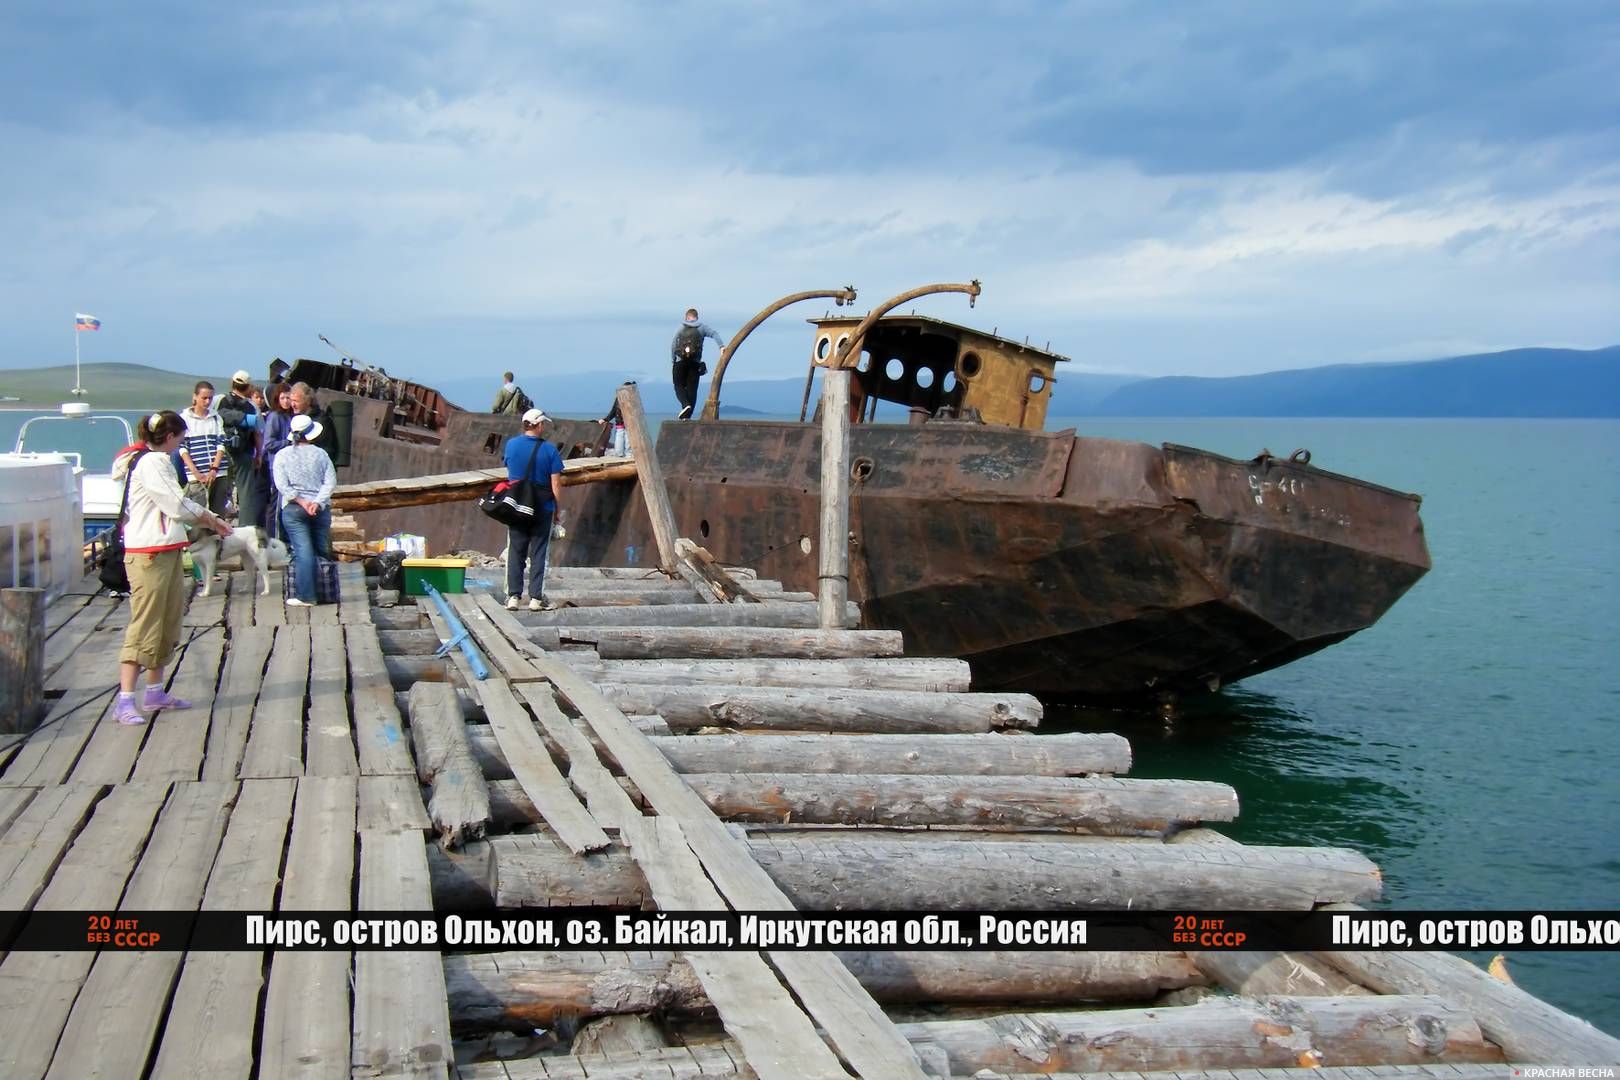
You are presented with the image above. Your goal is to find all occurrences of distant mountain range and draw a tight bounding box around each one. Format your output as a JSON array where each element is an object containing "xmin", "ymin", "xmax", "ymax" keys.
[
  {"xmin": 3, "ymin": 345, "xmax": 1617, "ymax": 417},
  {"xmin": 1091, "ymin": 346, "xmax": 1620, "ymax": 418}
]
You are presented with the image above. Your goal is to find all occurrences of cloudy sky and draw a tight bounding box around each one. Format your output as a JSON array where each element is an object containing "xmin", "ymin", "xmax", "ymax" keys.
[{"xmin": 2, "ymin": 0, "xmax": 1617, "ymax": 386}]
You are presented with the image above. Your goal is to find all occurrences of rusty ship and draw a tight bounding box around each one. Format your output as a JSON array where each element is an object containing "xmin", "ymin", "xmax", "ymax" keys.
[{"xmin": 287, "ymin": 294, "xmax": 1430, "ymax": 700}]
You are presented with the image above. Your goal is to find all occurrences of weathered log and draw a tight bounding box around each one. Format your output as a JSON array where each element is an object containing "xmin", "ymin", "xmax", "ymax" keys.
[
  {"xmin": 567, "ymin": 656, "xmax": 970, "ymax": 693},
  {"xmin": 378, "ymin": 628, "xmax": 440, "ymax": 655},
  {"xmin": 1316, "ymin": 904, "xmax": 1620, "ymax": 1065},
  {"xmin": 571, "ymin": 1014, "xmax": 666, "ymax": 1057},
  {"xmin": 475, "ymin": 834, "xmax": 1383, "ymax": 911},
  {"xmin": 0, "ymin": 588, "xmax": 47, "ymax": 734},
  {"xmin": 485, "ymin": 774, "xmax": 1232, "ymax": 833},
  {"xmin": 893, "ymin": 996, "xmax": 1501, "ymax": 1074},
  {"xmin": 386, "ymin": 654, "xmax": 455, "ymax": 689},
  {"xmin": 329, "ymin": 458, "xmax": 637, "ymax": 512},
  {"xmin": 444, "ymin": 950, "xmax": 1206, "ymax": 1029},
  {"xmin": 369, "ymin": 607, "xmax": 423, "ymax": 631},
  {"xmin": 617, "ymin": 384, "xmax": 679, "ymax": 572},
  {"xmin": 542, "ymin": 588, "xmax": 706, "ymax": 607},
  {"xmin": 407, "ymin": 682, "xmax": 490, "ymax": 847},
  {"xmin": 467, "ymin": 730, "xmax": 1122, "ymax": 782},
  {"xmin": 1167, "ymin": 828, "xmax": 1370, "ymax": 997},
  {"xmin": 548, "ymin": 565, "xmax": 758, "ymax": 582},
  {"xmin": 594, "ymin": 682, "xmax": 1039, "ymax": 734},
  {"xmin": 517, "ymin": 601, "xmax": 858, "ymax": 628},
  {"xmin": 556, "ymin": 627, "xmax": 904, "ymax": 660},
  {"xmin": 818, "ymin": 366, "xmax": 852, "ymax": 628}
]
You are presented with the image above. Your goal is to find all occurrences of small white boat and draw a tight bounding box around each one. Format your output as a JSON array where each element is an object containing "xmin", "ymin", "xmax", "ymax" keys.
[{"xmin": 1, "ymin": 403, "xmax": 133, "ymax": 600}]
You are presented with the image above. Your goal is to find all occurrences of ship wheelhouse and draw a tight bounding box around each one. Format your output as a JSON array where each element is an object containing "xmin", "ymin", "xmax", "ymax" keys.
[{"xmin": 805, "ymin": 315, "xmax": 1068, "ymax": 430}]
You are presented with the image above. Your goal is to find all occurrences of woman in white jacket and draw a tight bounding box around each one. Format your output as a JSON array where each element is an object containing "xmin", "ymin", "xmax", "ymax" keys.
[{"xmin": 112, "ymin": 410, "xmax": 229, "ymax": 725}]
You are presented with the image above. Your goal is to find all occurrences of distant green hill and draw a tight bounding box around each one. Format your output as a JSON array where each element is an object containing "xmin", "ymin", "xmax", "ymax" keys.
[{"xmin": 0, "ymin": 362, "xmax": 213, "ymax": 409}]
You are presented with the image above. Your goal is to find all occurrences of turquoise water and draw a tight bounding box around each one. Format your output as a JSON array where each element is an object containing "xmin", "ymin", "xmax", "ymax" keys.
[
  {"xmin": 1044, "ymin": 417, "xmax": 1620, "ymax": 1034},
  {"xmin": 5, "ymin": 409, "xmax": 1616, "ymax": 1029}
]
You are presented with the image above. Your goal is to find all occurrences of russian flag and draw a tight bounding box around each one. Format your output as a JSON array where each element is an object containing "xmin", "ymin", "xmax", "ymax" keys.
[{"xmin": 75, "ymin": 312, "xmax": 101, "ymax": 331}]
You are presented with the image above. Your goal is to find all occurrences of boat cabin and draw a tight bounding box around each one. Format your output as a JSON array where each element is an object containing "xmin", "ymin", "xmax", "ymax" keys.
[{"xmin": 808, "ymin": 315, "xmax": 1068, "ymax": 430}]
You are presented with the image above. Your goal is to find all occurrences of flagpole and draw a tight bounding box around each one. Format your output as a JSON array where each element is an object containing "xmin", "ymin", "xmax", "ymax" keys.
[{"xmin": 74, "ymin": 322, "xmax": 82, "ymax": 396}]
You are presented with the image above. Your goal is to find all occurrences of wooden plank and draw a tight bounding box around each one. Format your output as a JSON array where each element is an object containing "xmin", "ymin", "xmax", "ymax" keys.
[
  {"xmin": 622, "ymin": 816, "xmax": 849, "ymax": 1080},
  {"xmin": 477, "ymin": 679, "xmax": 608, "ymax": 854},
  {"xmin": 201, "ymin": 624, "xmax": 273, "ymax": 780},
  {"xmin": 357, "ymin": 774, "xmax": 432, "ymax": 832},
  {"xmin": 352, "ymin": 829, "xmax": 453, "ymax": 1079},
  {"xmin": 258, "ymin": 569, "xmax": 287, "ymax": 626},
  {"xmin": 149, "ymin": 778, "xmax": 295, "ymax": 1080},
  {"xmin": 182, "ymin": 570, "xmax": 227, "ymax": 628},
  {"xmin": 616, "ymin": 383, "xmax": 679, "ymax": 572},
  {"xmin": 0, "ymin": 784, "xmax": 103, "ymax": 911},
  {"xmin": 226, "ymin": 569, "xmax": 256, "ymax": 628},
  {"xmin": 447, "ymin": 593, "xmax": 541, "ymax": 680},
  {"xmin": 0, "ymin": 689, "xmax": 110, "ymax": 787},
  {"xmin": 132, "ymin": 625, "xmax": 226, "ymax": 782},
  {"xmin": 306, "ymin": 624, "xmax": 359, "ymax": 777},
  {"xmin": 261, "ymin": 776, "xmax": 357, "ymax": 1080},
  {"xmin": 339, "ymin": 562, "xmax": 371, "ymax": 624},
  {"xmin": 0, "ymin": 782, "xmax": 171, "ymax": 1080},
  {"xmin": 0, "ymin": 785, "xmax": 38, "ymax": 835},
  {"xmin": 239, "ymin": 625, "xmax": 309, "ymax": 778},
  {"xmin": 42, "ymin": 594, "xmax": 116, "ymax": 680},
  {"xmin": 69, "ymin": 669, "xmax": 164, "ymax": 785},
  {"xmin": 818, "ymin": 367, "xmax": 852, "ymax": 627},
  {"xmin": 348, "ymin": 622, "xmax": 418, "ymax": 776},
  {"xmin": 46, "ymin": 622, "xmax": 124, "ymax": 692},
  {"xmin": 514, "ymin": 683, "xmax": 640, "ymax": 832},
  {"xmin": 45, "ymin": 781, "xmax": 238, "ymax": 1080},
  {"xmin": 43, "ymin": 592, "xmax": 91, "ymax": 638},
  {"xmin": 531, "ymin": 652, "xmax": 926, "ymax": 1080}
]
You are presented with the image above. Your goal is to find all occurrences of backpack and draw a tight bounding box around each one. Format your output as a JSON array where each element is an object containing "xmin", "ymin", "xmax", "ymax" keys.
[
  {"xmin": 674, "ymin": 324, "xmax": 705, "ymax": 362},
  {"xmin": 513, "ymin": 387, "xmax": 534, "ymax": 414}
]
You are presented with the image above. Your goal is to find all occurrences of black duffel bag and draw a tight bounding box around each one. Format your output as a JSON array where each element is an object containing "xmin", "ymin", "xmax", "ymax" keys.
[
  {"xmin": 98, "ymin": 449, "xmax": 149, "ymax": 594},
  {"xmin": 477, "ymin": 438, "xmax": 544, "ymax": 528}
]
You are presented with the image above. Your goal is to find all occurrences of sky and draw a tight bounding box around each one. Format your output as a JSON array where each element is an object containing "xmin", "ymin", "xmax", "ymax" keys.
[{"xmin": 2, "ymin": 0, "xmax": 1618, "ymax": 387}]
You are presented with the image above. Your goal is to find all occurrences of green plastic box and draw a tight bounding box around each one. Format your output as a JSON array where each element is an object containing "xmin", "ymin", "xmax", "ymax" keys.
[{"xmin": 401, "ymin": 557, "xmax": 470, "ymax": 596}]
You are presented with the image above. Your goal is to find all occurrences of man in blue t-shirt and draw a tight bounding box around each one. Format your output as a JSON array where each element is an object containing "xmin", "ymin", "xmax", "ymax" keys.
[{"xmin": 501, "ymin": 408, "xmax": 566, "ymax": 611}]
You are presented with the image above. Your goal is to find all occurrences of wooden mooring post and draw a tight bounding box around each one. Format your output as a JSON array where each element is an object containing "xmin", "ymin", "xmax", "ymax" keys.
[
  {"xmin": 1, "ymin": 587, "xmax": 47, "ymax": 734},
  {"xmin": 817, "ymin": 366, "xmax": 852, "ymax": 629}
]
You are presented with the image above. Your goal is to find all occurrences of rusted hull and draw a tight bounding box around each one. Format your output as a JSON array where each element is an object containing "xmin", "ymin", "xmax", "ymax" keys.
[{"xmin": 330, "ymin": 398, "xmax": 1429, "ymax": 699}]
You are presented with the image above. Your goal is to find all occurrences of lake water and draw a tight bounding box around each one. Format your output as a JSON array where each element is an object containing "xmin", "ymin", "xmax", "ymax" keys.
[
  {"xmin": 4, "ymin": 408, "xmax": 1616, "ymax": 1031},
  {"xmin": 1045, "ymin": 416, "xmax": 1620, "ymax": 1035}
]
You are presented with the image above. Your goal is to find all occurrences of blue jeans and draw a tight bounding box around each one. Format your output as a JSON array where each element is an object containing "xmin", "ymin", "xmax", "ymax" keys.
[
  {"xmin": 280, "ymin": 502, "xmax": 331, "ymax": 602},
  {"xmin": 507, "ymin": 505, "xmax": 554, "ymax": 600}
]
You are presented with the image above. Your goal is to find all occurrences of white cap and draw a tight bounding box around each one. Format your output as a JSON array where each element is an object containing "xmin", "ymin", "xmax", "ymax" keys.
[
  {"xmin": 522, "ymin": 408, "xmax": 548, "ymax": 426},
  {"xmin": 231, "ymin": 369, "xmax": 252, "ymax": 387},
  {"xmin": 290, "ymin": 413, "xmax": 324, "ymax": 442}
]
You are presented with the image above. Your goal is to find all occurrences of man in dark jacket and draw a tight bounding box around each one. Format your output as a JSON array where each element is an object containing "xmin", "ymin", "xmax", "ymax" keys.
[
  {"xmin": 215, "ymin": 370, "xmax": 261, "ymax": 523},
  {"xmin": 670, "ymin": 308, "xmax": 725, "ymax": 420}
]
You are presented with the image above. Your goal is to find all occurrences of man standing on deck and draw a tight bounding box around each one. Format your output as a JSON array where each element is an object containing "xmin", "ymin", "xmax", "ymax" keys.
[
  {"xmin": 216, "ymin": 370, "xmax": 261, "ymax": 525},
  {"xmin": 502, "ymin": 408, "xmax": 565, "ymax": 612},
  {"xmin": 491, "ymin": 372, "xmax": 532, "ymax": 416},
  {"xmin": 670, "ymin": 308, "xmax": 725, "ymax": 420}
]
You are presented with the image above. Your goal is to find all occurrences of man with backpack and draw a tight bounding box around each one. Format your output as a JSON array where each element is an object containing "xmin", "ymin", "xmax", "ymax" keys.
[
  {"xmin": 492, "ymin": 372, "xmax": 534, "ymax": 416},
  {"xmin": 670, "ymin": 308, "xmax": 725, "ymax": 420}
]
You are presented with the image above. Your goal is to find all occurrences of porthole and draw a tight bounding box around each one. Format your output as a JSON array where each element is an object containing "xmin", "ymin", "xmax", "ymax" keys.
[
  {"xmin": 700, "ymin": 519, "xmax": 711, "ymax": 538},
  {"xmin": 834, "ymin": 334, "xmax": 850, "ymax": 363},
  {"xmin": 959, "ymin": 352, "xmax": 982, "ymax": 380},
  {"xmin": 857, "ymin": 349, "xmax": 872, "ymax": 373},
  {"xmin": 942, "ymin": 371, "xmax": 958, "ymax": 393},
  {"xmin": 815, "ymin": 335, "xmax": 832, "ymax": 361},
  {"xmin": 1028, "ymin": 372, "xmax": 1047, "ymax": 394},
  {"xmin": 885, "ymin": 357, "xmax": 905, "ymax": 381},
  {"xmin": 916, "ymin": 367, "xmax": 935, "ymax": 388}
]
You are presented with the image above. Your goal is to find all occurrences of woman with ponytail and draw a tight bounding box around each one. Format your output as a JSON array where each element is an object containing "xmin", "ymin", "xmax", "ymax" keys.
[{"xmin": 110, "ymin": 410, "xmax": 230, "ymax": 725}]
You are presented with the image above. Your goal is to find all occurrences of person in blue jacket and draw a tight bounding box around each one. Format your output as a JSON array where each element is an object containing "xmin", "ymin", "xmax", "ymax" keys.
[{"xmin": 502, "ymin": 408, "xmax": 565, "ymax": 611}]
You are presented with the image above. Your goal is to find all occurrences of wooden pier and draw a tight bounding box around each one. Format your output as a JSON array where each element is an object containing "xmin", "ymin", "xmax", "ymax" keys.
[
  {"xmin": 2, "ymin": 557, "xmax": 1618, "ymax": 1078},
  {"xmin": 3, "ymin": 388, "xmax": 1617, "ymax": 1076}
]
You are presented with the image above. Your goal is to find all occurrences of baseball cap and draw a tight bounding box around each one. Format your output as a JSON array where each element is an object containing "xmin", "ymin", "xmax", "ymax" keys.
[
  {"xmin": 231, "ymin": 369, "xmax": 252, "ymax": 387},
  {"xmin": 290, "ymin": 413, "xmax": 324, "ymax": 442},
  {"xmin": 522, "ymin": 408, "xmax": 548, "ymax": 426}
]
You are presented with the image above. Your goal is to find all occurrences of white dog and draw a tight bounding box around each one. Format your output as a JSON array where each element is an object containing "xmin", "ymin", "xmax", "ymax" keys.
[{"xmin": 190, "ymin": 526, "xmax": 291, "ymax": 596}]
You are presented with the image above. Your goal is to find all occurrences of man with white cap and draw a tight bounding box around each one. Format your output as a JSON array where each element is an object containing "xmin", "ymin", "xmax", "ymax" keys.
[
  {"xmin": 272, "ymin": 413, "xmax": 336, "ymax": 606},
  {"xmin": 215, "ymin": 369, "xmax": 261, "ymax": 523},
  {"xmin": 501, "ymin": 407, "xmax": 566, "ymax": 611}
]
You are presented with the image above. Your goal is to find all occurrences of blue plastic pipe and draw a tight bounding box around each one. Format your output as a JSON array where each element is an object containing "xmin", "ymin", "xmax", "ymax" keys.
[{"xmin": 423, "ymin": 582, "xmax": 489, "ymax": 680}]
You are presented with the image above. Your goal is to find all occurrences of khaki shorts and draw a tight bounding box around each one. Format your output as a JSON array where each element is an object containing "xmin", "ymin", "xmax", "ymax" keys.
[{"xmin": 119, "ymin": 549, "xmax": 187, "ymax": 671}]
